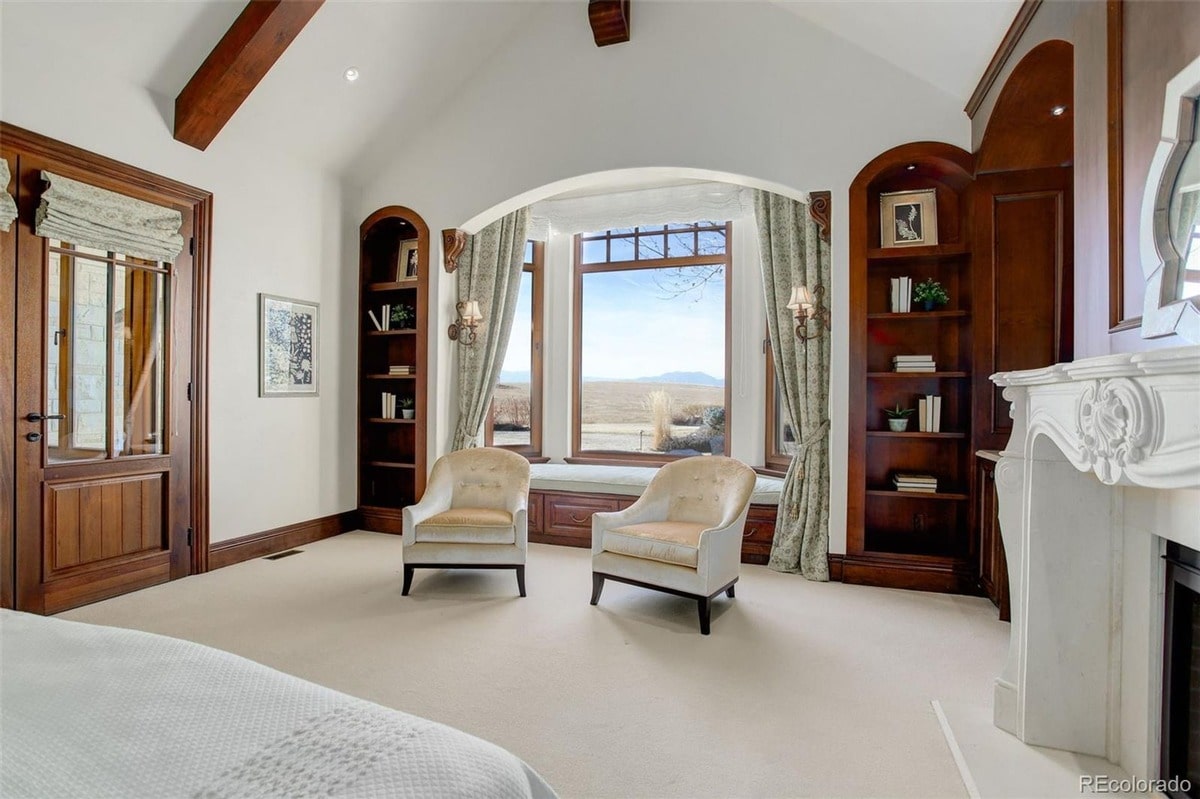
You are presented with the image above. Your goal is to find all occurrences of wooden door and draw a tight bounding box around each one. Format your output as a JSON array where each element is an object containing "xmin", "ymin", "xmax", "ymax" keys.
[
  {"xmin": 9, "ymin": 151, "xmax": 197, "ymax": 614},
  {"xmin": 972, "ymin": 166, "xmax": 1073, "ymax": 452}
]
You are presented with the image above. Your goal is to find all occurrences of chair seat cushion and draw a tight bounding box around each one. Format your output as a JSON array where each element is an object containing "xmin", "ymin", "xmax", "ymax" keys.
[
  {"xmin": 603, "ymin": 521, "xmax": 707, "ymax": 568},
  {"xmin": 415, "ymin": 508, "xmax": 515, "ymax": 544}
]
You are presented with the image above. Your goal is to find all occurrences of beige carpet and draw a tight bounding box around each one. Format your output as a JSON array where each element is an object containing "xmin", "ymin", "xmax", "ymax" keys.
[{"xmin": 61, "ymin": 531, "xmax": 1009, "ymax": 798}]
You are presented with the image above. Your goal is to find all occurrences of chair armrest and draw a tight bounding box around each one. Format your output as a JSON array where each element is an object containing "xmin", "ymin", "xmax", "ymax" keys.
[
  {"xmin": 401, "ymin": 483, "xmax": 453, "ymax": 544},
  {"xmin": 697, "ymin": 509, "xmax": 750, "ymax": 592},
  {"xmin": 513, "ymin": 507, "xmax": 529, "ymax": 551}
]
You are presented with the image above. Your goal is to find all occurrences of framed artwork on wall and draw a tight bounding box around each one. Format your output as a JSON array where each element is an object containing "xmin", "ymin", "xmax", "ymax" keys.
[
  {"xmin": 259, "ymin": 293, "xmax": 319, "ymax": 397},
  {"xmin": 879, "ymin": 189, "xmax": 938, "ymax": 248}
]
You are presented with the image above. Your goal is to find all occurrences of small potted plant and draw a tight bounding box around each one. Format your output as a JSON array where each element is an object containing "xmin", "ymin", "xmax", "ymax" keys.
[
  {"xmin": 884, "ymin": 404, "xmax": 915, "ymax": 432},
  {"xmin": 399, "ymin": 398, "xmax": 415, "ymax": 420},
  {"xmin": 391, "ymin": 304, "xmax": 416, "ymax": 329},
  {"xmin": 913, "ymin": 278, "xmax": 949, "ymax": 311}
]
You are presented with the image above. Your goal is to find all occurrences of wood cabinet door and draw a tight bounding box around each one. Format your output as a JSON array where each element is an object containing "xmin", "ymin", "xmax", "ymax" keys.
[
  {"xmin": 972, "ymin": 167, "xmax": 1073, "ymax": 451},
  {"xmin": 9, "ymin": 151, "xmax": 196, "ymax": 613}
]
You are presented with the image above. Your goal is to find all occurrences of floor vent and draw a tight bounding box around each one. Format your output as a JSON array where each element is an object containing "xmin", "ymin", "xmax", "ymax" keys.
[{"xmin": 264, "ymin": 549, "xmax": 303, "ymax": 561}]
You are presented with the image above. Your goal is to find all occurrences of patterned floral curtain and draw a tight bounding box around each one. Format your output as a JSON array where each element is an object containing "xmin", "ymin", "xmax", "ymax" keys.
[
  {"xmin": 452, "ymin": 208, "xmax": 530, "ymax": 450},
  {"xmin": 754, "ymin": 191, "xmax": 832, "ymax": 580}
]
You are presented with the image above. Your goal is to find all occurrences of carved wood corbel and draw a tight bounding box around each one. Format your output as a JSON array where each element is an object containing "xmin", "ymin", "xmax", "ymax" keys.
[
  {"xmin": 442, "ymin": 228, "xmax": 467, "ymax": 273},
  {"xmin": 808, "ymin": 190, "xmax": 831, "ymax": 244}
]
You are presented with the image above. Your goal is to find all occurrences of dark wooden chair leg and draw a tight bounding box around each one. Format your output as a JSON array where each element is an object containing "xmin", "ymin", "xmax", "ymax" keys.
[
  {"xmin": 516, "ymin": 566, "xmax": 526, "ymax": 597},
  {"xmin": 402, "ymin": 565, "xmax": 415, "ymax": 596},
  {"xmin": 590, "ymin": 573, "xmax": 605, "ymax": 605},
  {"xmin": 726, "ymin": 584, "xmax": 736, "ymax": 599},
  {"xmin": 698, "ymin": 596, "xmax": 712, "ymax": 635}
]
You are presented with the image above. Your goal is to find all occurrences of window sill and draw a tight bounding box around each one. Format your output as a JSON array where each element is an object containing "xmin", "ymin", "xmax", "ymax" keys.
[
  {"xmin": 755, "ymin": 466, "xmax": 788, "ymax": 478},
  {"xmin": 566, "ymin": 454, "xmax": 684, "ymax": 468}
]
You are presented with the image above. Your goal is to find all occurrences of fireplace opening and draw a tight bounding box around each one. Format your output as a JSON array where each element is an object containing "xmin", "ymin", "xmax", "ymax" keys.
[{"xmin": 1162, "ymin": 542, "xmax": 1200, "ymax": 798}]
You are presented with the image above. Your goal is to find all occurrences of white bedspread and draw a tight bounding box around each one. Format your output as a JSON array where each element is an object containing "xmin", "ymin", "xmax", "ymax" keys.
[
  {"xmin": 530, "ymin": 463, "xmax": 784, "ymax": 505},
  {"xmin": 0, "ymin": 610, "xmax": 556, "ymax": 799}
]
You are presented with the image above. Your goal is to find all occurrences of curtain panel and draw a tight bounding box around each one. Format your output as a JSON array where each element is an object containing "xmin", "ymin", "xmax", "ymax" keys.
[
  {"xmin": 754, "ymin": 190, "xmax": 832, "ymax": 581},
  {"xmin": 452, "ymin": 208, "xmax": 530, "ymax": 450},
  {"xmin": 35, "ymin": 171, "xmax": 184, "ymax": 261},
  {"xmin": 0, "ymin": 160, "xmax": 17, "ymax": 232}
]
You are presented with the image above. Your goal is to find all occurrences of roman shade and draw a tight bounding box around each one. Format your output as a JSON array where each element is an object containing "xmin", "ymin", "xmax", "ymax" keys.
[
  {"xmin": 0, "ymin": 160, "xmax": 16, "ymax": 233},
  {"xmin": 35, "ymin": 171, "xmax": 184, "ymax": 261}
]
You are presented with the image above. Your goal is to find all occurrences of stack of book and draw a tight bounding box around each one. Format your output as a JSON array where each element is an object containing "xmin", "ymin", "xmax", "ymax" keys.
[
  {"xmin": 367, "ymin": 305, "xmax": 394, "ymax": 331},
  {"xmin": 893, "ymin": 354, "xmax": 935, "ymax": 373},
  {"xmin": 917, "ymin": 394, "xmax": 942, "ymax": 432},
  {"xmin": 893, "ymin": 473, "xmax": 938, "ymax": 493},
  {"xmin": 889, "ymin": 276, "xmax": 913, "ymax": 312},
  {"xmin": 388, "ymin": 365, "xmax": 414, "ymax": 376},
  {"xmin": 380, "ymin": 392, "xmax": 398, "ymax": 419}
]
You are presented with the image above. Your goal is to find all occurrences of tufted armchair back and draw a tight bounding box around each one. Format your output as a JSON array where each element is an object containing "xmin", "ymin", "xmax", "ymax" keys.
[
  {"xmin": 648, "ymin": 456, "xmax": 757, "ymax": 529},
  {"xmin": 428, "ymin": 447, "xmax": 531, "ymax": 511}
]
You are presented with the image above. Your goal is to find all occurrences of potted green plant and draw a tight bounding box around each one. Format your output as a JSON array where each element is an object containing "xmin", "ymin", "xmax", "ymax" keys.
[
  {"xmin": 912, "ymin": 278, "xmax": 950, "ymax": 311},
  {"xmin": 884, "ymin": 404, "xmax": 915, "ymax": 432},
  {"xmin": 399, "ymin": 397, "xmax": 415, "ymax": 420},
  {"xmin": 391, "ymin": 304, "xmax": 416, "ymax": 329}
]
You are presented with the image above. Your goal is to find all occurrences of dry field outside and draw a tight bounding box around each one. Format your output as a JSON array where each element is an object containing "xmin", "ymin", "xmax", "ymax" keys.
[{"xmin": 492, "ymin": 380, "xmax": 724, "ymax": 451}]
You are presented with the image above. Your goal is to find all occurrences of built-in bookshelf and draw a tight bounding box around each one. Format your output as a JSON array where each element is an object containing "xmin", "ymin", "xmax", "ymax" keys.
[
  {"xmin": 847, "ymin": 142, "xmax": 977, "ymax": 592},
  {"xmin": 358, "ymin": 206, "xmax": 429, "ymax": 534}
]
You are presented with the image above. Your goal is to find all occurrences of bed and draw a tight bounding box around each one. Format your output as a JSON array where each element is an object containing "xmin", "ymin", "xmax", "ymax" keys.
[{"xmin": 0, "ymin": 610, "xmax": 557, "ymax": 799}]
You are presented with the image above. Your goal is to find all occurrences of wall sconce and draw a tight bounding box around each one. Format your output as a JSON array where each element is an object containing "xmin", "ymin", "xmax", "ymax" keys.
[
  {"xmin": 786, "ymin": 284, "xmax": 830, "ymax": 342},
  {"xmin": 448, "ymin": 300, "xmax": 483, "ymax": 345}
]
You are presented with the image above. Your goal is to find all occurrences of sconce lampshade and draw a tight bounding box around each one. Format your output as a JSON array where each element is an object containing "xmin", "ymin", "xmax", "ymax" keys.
[
  {"xmin": 460, "ymin": 300, "xmax": 483, "ymax": 324},
  {"xmin": 786, "ymin": 285, "xmax": 813, "ymax": 311}
]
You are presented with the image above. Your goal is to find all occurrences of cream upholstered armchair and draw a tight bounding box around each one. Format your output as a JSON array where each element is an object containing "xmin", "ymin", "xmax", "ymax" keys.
[
  {"xmin": 401, "ymin": 448, "xmax": 531, "ymax": 596},
  {"xmin": 590, "ymin": 456, "xmax": 757, "ymax": 634}
]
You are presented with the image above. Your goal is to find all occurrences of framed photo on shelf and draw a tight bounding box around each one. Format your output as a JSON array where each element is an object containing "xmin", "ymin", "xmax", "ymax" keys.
[
  {"xmin": 259, "ymin": 293, "xmax": 319, "ymax": 397},
  {"xmin": 880, "ymin": 189, "xmax": 938, "ymax": 248},
  {"xmin": 397, "ymin": 239, "xmax": 419, "ymax": 280}
]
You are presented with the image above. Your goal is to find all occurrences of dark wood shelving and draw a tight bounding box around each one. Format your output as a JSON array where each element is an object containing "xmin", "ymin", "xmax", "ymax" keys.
[
  {"xmin": 358, "ymin": 207, "xmax": 429, "ymax": 534},
  {"xmin": 866, "ymin": 489, "xmax": 969, "ymax": 501},
  {"xmin": 867, "ymin": 310, "xmax": 969, "ymax": 320},
  {"xmin": 866, "ymin": 431, "xmax": 966, "ymax": 439},
  {"xmin": 867, "ymin": 243, "xmax": 970, "ymax": 261},
  {"xmin": 867, "ymin": 371, "xmax": 970, "ymax": 379},
  {"xmin": 848, "ymin": 140, "xmax": 978, "ymax": 594},
  {"xmin": 366, "ymin": 279, "xmax": 419, "ymax": 292}
]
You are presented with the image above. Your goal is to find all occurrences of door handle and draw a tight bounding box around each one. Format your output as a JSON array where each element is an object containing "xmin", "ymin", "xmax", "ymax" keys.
[
  {"xmin": 26, "ymin": 432, "xmax": 41, "ymax": 442},
  {"xmin": 25, "ymin": 412, "xmax": 65, "ymax": 423}
]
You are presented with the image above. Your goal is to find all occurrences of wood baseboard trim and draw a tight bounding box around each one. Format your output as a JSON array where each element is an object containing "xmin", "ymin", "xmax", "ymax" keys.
[
  {"xmin": 209, "ymin": 510, "xmax": 359, "ymax": 570},
  {"xmin": 827, "ymin": 553, "xmax": 845, "ymax": 582}
]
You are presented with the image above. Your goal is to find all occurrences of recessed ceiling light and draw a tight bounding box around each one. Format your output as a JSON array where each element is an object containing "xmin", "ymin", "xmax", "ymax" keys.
[
  {"xmin": 1051, "ymin": 104, "xmax": 1068, "ymax": 116},
  {"xmin": 344, "ymin": 67, "xmax": 360, "ymax": 82}
]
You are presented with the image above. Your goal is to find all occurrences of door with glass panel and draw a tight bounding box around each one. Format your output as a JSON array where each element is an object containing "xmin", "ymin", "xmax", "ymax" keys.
[{"xmin": 11, "ymin": 157, "xmax": 195, "ymax": 613}]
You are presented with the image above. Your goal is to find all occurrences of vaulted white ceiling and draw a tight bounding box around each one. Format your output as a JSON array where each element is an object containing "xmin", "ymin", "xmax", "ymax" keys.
[
  {"xmin": 1, "ymin": 1, "xmax": 1018, "ymax": 180},
  {"xmin": 775, "ymin": 0, "xmax": 1021, "ymax": 102}
]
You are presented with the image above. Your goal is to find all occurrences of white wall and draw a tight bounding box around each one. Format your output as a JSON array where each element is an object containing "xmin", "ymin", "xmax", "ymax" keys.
[
  {"xmin": 355, "ymin": 1, "xmax": 971, "ymax": 556},
  {"xmin": 1, "ymin": 9, "xmax": 357, "ymax": 543}
]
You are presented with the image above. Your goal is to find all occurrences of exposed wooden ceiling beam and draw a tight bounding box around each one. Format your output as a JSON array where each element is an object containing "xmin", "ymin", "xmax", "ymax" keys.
[
  {"xmin": 589, "ymin": 0, "xmax": 631, "ymax": 47},
  {"xmin": 174, "ymin": 0, "xmax": 325, "ymax": 151}
]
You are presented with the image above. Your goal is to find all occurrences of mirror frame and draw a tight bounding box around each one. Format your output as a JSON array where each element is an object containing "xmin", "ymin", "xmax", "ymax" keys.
[{"xmin": 1140, "ymin": 54, "xmax": 1200, "ymax": 342}]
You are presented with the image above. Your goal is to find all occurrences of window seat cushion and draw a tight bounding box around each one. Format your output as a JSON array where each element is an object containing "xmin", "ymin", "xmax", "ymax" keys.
[{"xmin": 528, "ymin": 463, "xmax": 783, "ymax": 506}]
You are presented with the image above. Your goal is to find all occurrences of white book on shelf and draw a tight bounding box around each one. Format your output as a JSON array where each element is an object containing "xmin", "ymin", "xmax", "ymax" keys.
[
  {"xmin": 918, "ymin": 398, "xmax": 928, "ymax": 432},
  {"xmin": 381, "ymin": 392, "xmax": 388, "ymax": 419},
  {"xmin": 893, "ymin": 354, "xmax": 934, "ymax": 362},
  {"xmin": 902, "ymin": 276, "xmax": 911, "ymax": 313},
  {"xmin": 890, "ymin": 278, "xmax": 900, "ymax": 313},
  {"xmin": 383, "ymin": 305, "xmax": 390, "ymax": 331},
  {"xmin": 895, "ymin": 365, "xmax": 937, "ymax": 372},
  {"xmin": 367, "ymin": 309, "xmax": 382, "ymax": 331},
  {"xmin": 933, "ymin": 395, "xmax": 942, "ymax": 432}
]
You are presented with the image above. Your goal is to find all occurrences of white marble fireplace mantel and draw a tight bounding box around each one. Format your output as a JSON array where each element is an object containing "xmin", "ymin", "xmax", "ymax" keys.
[{"xmin": 991, "ymin": 345, "xmax": 1200, "ymax": 775}]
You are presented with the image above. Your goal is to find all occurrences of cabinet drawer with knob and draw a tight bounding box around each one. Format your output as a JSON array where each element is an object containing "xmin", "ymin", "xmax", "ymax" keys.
[{"xmin": 540, "ymin": 493, "xmax": 622, "ymax": 546}]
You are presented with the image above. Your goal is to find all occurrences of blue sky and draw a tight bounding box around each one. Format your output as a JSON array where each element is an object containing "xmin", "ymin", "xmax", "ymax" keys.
[{"xmin": 501, "ymin": 265, "xmax": 726, "ymax": 380}]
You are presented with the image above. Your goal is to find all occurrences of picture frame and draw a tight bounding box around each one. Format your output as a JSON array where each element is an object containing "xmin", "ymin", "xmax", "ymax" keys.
[
  {"xmin": 259, "ymin": 293, "xmax": 319, "ymax": 397},
  {"xmin": 397, "ymin": 239, "xmax": 419, "ymax": 280},
  {"xmin": 880, "ymin": 188, "xmax": 938, "ymax": 248}
]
